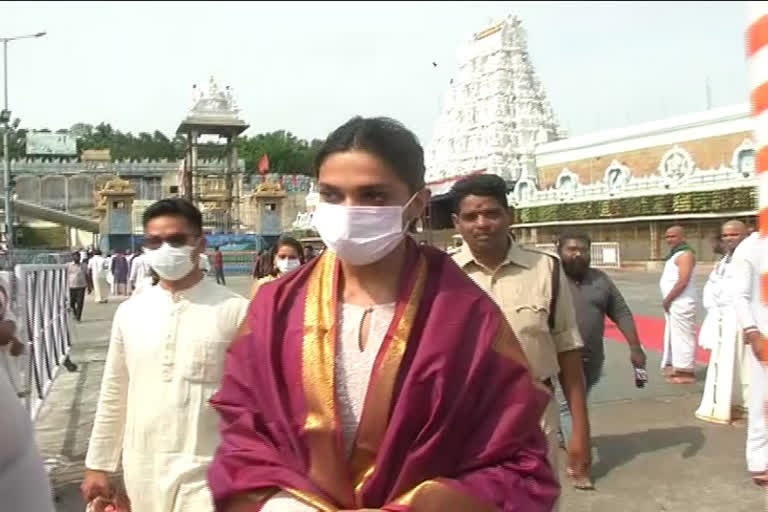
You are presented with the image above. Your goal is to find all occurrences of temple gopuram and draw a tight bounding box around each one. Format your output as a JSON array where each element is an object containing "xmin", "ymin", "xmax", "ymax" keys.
[{"xmin": 423, "ymin": 15, "xmax": 755, "ymax": 267}]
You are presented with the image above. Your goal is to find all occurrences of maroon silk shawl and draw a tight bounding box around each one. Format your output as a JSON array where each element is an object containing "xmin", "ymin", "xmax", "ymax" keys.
[{"xmin": 208, "ymin": 240, "xmax": 558, "ymax": 511}]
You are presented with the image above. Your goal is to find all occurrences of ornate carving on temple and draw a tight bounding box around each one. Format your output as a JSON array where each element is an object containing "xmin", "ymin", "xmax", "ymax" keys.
[
  {"xmin": 604, "ymin": 160, "xmax": 631, "ymax": 194},
  {"xmin": 93, "ymin": 177, "xmax": 135, "ymax": 215},
  {"xmin": 426, "ymin": 14, "xmax": 562, "ymax": 184},
  {"xmin": 658, "ymin": 146, "xmax": 695, "ymax": 185},
  {"xmin": 555, "ymin": 168, "xmax": 579, "ymax": 199},
  {"xmin": 731, "ymin": 138, "xmax": 756, "ymax": 177},
  {"xmin": 188, "ymin": 76, "xmax": 241, "ymax": 119},
  {"xmin": 250, "ymin": 178, "xmax": 286, "ymax": 200}
]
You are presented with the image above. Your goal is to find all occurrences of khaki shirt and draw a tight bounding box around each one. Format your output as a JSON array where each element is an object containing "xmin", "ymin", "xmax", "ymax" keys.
[{"xmin": 453, "ymin": 239, "xmax": 583, "ymax": 380}]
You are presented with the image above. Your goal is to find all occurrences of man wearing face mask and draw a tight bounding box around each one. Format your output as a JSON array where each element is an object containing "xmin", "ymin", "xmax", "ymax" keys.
[
  {"xmin": 209, "ymin": 117, "xmax": 558, "ymax": 512},
  {"xmin": 81, "ymin": 198, "xmax": 250, "ymax": 512}
]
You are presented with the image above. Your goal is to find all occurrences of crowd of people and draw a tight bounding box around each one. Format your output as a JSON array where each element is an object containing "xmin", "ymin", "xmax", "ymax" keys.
[{"xmin": 0, "ymin": 115, "xmax": 766, "ymax": 511}]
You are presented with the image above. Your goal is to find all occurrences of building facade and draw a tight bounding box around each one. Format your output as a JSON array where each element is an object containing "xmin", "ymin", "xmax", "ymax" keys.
[{"xmin": 511, "ymin": 104, "xmax": 756, "ymax": 265}]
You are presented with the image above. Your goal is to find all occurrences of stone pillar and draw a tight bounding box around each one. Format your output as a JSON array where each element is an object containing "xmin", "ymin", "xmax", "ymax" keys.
[
  {"xmin": 649, "ymin": 221, "xmax": 660, "ymax": 261},
  {"xmin": 190, "ymin": 130, "xmax": 199, "ymax": 203},
  {"xmin": 65, "ymin": 176, "xmax": 71, "ymax": 249},
  {"xmin": 184, "ymin": 132, "xmax": 194, "ymax": 202},
  {"xmin": 231, "ymin": 139, "xmax": 240, "ymax": 233}
]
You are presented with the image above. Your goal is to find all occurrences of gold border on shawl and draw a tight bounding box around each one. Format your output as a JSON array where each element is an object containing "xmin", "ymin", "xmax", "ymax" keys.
[
  {"xmin": 349, "ymin": 255, "xmax": 429, "ymax": 498},
  {"xmin": 285, "ymin": 487, "xmax": 338, "ymax": 512},
  {"xmin": 302, "ymin": 251, "xmax": 352, "ymax": 504},
  {"xmin": 391, "ymin": 479, "xmax": 497, "ymax": 512}
]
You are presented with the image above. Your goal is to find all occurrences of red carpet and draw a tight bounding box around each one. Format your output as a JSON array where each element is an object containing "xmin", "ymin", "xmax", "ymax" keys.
[{"xmin": 604, "ymin": 315, "xmax": 710, "ymax": 365}]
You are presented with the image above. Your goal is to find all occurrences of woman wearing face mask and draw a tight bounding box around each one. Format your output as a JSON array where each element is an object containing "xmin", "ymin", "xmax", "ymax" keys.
[
  {"xmin": 209, "ymin": 116, "xmax": 557, "ymax": 512},
  {"xmin": 249, "ymin": 236, "xmax": 305, "ymax": 299}
]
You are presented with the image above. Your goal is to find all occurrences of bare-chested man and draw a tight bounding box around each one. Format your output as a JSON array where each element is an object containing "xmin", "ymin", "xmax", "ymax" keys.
[{"xmin": 659, "ymin": 226, "xmax": 697, "ymax": 384}]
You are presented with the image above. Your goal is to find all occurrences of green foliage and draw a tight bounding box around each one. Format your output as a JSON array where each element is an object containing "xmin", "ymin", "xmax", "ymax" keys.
[
  {"xmin": 2, "ymin": 122, "xmax": 323, "ymax": 176},
  {"xmin": 16, "ymin": 225, "xmax": 68, "ymax": 249},
  {"xmin": 515, "ymin": 188, "xmax": 757, "ymax": 224}
]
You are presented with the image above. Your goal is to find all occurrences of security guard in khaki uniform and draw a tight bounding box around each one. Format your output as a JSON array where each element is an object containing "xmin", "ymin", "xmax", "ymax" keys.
[{"xmin": 450, "ymin": 174, "xmax": 591, "ymax": 505}]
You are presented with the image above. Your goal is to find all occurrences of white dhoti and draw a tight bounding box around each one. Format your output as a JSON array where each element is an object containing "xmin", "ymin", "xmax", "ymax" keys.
[
  {"xmin": 747, "ymin": 348, "xmax": 768, "ymax": 474},
  {"xmin": 93, "ymin": 276, "xmax": 108, "ymax": 303},
  {"xmin": 661, "ymin": 300, "xmax": 697, "ymax": 372},
  {"xmin": 695, "ymin": 309, "xmax": 750, "ymax": 424}
]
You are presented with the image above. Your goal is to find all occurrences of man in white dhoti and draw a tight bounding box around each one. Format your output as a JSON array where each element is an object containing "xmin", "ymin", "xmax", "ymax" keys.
[
  {"xmin": 731, "ymin": 230, "xmax": 768, "ymax": 486},
  {"xmin": 696, "ymin": 220, "xmax": 750, "ymax": 423},
  {"xmin": 81, "ymin": 198, "xmax": 250, "ymax": 512},
  {"xmin": 660, "ymin": 226, "xmax": 697, "ymax": 384},
  {"xmin": 88, "ymin": 249, "xmax": 109, "ymax": 304}
]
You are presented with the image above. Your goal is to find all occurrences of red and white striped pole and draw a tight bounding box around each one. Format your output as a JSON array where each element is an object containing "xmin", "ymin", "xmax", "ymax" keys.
[
  {"xmin": 748, "ymin": 2, "xmax": 768, "ymax": 345},
  {"xmin": 747, "ymin": 2, "xmax": 768, "ymax": 493}
]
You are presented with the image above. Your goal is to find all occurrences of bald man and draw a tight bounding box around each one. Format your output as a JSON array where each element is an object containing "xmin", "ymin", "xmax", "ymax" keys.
[
  {"xmin": 696, "ymin": 220, "xmax": 750, "ymax": 423},
  {"xmin": 659, "ymin": 226, "xmax": 697, "ymax": 384}
]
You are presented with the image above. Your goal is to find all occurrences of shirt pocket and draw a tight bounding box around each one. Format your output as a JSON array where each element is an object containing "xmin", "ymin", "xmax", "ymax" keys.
[
  {"xmin": 180, "ymin": 337, "xmax": 230, "ymax": 384},
  {"xmin": 507, "ymin": 302, "xmax": 559, "ymax": 380}
]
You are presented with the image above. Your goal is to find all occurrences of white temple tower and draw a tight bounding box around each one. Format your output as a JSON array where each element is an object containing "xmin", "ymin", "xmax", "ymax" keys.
[{"xmin": 425, "ymin": 15, "xmax": 563, "ymax": 186}]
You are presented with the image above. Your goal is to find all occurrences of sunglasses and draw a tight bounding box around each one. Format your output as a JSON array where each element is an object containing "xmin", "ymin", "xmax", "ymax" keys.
[{"xmin": 142, "ymin": 233, "xmax": 198, "ymax": 250}]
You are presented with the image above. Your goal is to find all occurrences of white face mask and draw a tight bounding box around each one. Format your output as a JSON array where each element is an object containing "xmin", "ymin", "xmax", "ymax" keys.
[
  {"xmin": 275, "ymin": 257, "xmax": 301, "ymax": 274},
  {"xmin": 312, "ymin": 194, "xmax": 419, "ymax": 266},
  {"xmin": 144, "ymin": 243, "xmax": 196, "ymax": 281}
]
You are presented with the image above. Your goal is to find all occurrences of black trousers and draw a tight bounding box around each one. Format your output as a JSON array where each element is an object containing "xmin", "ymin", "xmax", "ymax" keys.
[
  {"xmin": 69, "ymin": 287, "xmax": 86, "ymax": 321},
  {"xmin": 215, "ymin": 267, "xmax": 226, "ymax": 285}
]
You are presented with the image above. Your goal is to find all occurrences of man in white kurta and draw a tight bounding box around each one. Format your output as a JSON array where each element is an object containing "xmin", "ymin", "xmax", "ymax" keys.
[
  {"xmin": 83, "ymin": 198, "xmax": 250, "ymax": 512},
  {"xmin": 731, "ymin": 231, "xmax": 768, "ymax": 484},
  {"xmin": 696, "ymin": 221, "xmax": 750, "ymax": 424},
  {"xmin": 84, "ymin": 278, "xmax": 249, "ymax": 511}
]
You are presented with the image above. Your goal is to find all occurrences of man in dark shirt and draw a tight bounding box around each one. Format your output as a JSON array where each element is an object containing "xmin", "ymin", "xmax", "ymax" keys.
[{"xmin": 556, "ymin": 232, "xmax": 647, "ymax": 454}]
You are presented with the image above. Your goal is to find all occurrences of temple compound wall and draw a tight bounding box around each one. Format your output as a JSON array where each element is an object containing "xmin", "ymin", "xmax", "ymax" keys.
[{"xmin": 511, "ymin": 104, "xmax": 756, "ymax": 266}]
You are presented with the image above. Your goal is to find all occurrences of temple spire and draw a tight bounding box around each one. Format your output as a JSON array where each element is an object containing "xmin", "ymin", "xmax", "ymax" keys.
[{"xmin": 425, "ymin": 14, "xmax": 562, "ymax": 184}]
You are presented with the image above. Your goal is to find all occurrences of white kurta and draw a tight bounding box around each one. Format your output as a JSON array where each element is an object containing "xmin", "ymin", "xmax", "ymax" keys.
[
  {"xmin": 85, "ymin": 279, "xmax": 249, "ymax": 512},
  {"xmin": 695, "ymin": 256, "xmax": 750, "ymax": 423},
  {"xmin": 89, "ymin": 256, "xmax": 109, "ymax": 303},
  {"xmin": 731, "ymin": 233, "xmax": 768, "ymax": 473},
  {"xmin": 261, "ymin": 302, "xmax": 396, "ymax": 512},
  {"xmin": 128, "ymin": 254, "xmax": 151, "ymax": 288},
  {"xmin": 660, "ymin": 251, "xmax": 697, "ymax": 371}
]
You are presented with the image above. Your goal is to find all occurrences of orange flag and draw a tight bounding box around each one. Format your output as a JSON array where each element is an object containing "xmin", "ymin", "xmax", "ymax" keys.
[{"xmin": 258, "ymin": 154, "xmax": 270, "ymax": 174}]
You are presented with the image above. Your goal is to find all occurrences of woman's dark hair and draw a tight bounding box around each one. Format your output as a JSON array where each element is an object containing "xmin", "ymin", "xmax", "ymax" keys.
[
  {"xmin": 142, "ymin": 198, "xmax": 203, "ymax": 235},
  {"xmin": 314, "ymin": 116, "xmax": 425, "ymax": 193},
  {"xmin": 269, "ymin": 236, "xmax": 306, "ymax": 276},
  {"xmin": 450, "ymin": 174, "xmax": 509, "ymax": 213}
]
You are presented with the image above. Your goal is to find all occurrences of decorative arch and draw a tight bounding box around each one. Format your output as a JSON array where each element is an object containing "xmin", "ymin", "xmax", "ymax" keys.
[
  {"xmin": 658, "ymin": 145, "xmax": 695, "ymax": 184},
  {"xmin": 731, "ymin": 138, "xmax": 756, "ymax": 177},
  {"xmin": 555, "ymin": 168, "xmax": 579, "ymax": 198},
  {"xmin": 511, "ymin": 178, "xmax": 537, "ymax": 205},
  {"xmin": 603, "ymin": 160, "xmax": 631, "ymax": 193}
]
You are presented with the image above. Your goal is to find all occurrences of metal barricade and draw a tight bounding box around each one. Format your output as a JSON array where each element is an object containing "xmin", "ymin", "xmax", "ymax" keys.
[
  {"xmin": 590, "ymin": 242, "xmax": 621, "ymax": 269},
  {"xmin": 11, "ymin": 264, "xmax": 73, "ymax": 421},
  {"xmin": 534, "ymin": 242, "xmax": 621, "ymax": 269}
]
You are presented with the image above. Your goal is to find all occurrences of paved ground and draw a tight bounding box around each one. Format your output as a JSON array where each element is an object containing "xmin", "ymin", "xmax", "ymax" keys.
[{"xmin": 34, "ymin": 271, "xmax": 766, "ymax": 511}]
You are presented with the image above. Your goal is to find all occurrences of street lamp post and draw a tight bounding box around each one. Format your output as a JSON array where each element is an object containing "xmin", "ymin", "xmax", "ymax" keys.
[{"xmin": 1, "ymin": 31, "xmax": 46, "ymax": 264}]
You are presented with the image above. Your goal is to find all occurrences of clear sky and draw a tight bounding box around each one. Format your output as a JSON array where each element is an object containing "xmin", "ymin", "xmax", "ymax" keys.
[{"xmin": 0, "ymin": 1, "xmax": 750, "ymax": 145}]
